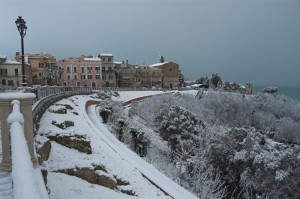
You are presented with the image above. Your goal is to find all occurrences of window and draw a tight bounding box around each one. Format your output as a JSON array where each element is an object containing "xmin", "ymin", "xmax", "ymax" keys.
[
  {"xmin": 81, "ymin": 75, "xmax": 85, "ymax": 79},
  {"xmin": 8, "ymin": 80, "xmax": 14, "ymax": 86},
  {"xmin": 88, "ymin": 75, "xmax": 92, "ymax": 79},
  {"xmin": 108, "ymin": 58, "xmax": 111, "ymax": 62},
  {"xmin": 73, "ymin": 67, "xmax": 77, "ymax": 73},
  {"xmin": 96, "ymin": 75, "xmax": 100, "ymax": 79},
  {"xmin": 67, "ymin": 67, "xmax": 70, "ymax": 73},
  {"xmin": 0, "ymin": 68, "xmax": 7, "ymax": 76},
  {"xmin": 5, "ymin": 69, "xmax": 7, "ymax": 75},
  {"xmin": 108, "ymin": 74, "xmax": 113, "ymax": 80},
  {"xmin": 102, "ymin": 75, "xmax": 106, "ymax": 80},
  {"xmin": 102, "ymin": 58, "xmax": 106, "ymax": 62},
  {"xmin": 108, "ymin": 67, "xmax": 112, "ymax": 71},
  {"xmin": 74, "ymin": 75, "xmax": 77, "ymax": 80},
  {"xmin": 102, "ymin": 67, "xmax": 106, "ymax": 71},
  {"xmin": 170, "ymin": 68, "xmax": 172, "ymax": 72},
  {"xmin": 67, "ymin": 75, "xmax": 70, "ymax": 80},
  {"xmin": 15, "ymin": 68, "xmax": 18, "ymax": 76},
  {"xmin": 96, "ymin": 66, "xmax": 100, "ymax": 72},
  {"xmin": 88, "ymin": 66, "xmax": 92, "ymax": 73},
  {"xmin": 81, "ymin": 67, "xmax": 85, "ymax": 73}
]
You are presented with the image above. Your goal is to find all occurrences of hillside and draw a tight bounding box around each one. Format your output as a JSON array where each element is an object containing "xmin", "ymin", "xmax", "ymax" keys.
[{"xmin": 35, "ymin": 91, "xmax": 198, "ymax": 199}]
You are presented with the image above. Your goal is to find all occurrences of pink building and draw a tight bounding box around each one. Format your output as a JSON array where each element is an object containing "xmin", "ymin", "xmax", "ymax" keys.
[{"xmin": 58, "ymin": 56, "xmax": 103, "ymax": 87}]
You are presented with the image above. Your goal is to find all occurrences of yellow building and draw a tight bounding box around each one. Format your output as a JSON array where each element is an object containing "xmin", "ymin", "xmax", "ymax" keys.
[
  {"xmin": 150, "ymin": 62, "xmax": 179, "ymax": 89},
  {"xmin": 15, "ymin": 52, "xmax": 56, "ymax": 85},
  {"xmin": 0, "ymin": 55, "xmax": 22, "ymax": 88}
]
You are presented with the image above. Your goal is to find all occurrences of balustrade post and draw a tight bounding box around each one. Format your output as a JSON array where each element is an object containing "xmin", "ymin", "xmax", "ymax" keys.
[
  {"xmin": 46, "ymin": 85, "xmax": 50, "ymax": 97},
  {"xmin": 0, "ymin": 92, "xmax": 38, "ymax": 170},
  {"xmin": 36, "ymin": 85, "xmax": 41, "ymax": 100}
]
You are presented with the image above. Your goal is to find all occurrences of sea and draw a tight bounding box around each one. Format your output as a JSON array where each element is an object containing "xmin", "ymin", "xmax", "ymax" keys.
[{"xmin": 254, "ymin": 86, "xmax": 300, "ymax": 101}]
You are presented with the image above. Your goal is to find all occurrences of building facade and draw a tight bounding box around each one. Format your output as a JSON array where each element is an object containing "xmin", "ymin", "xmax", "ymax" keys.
[
  {"xmin": 0, "ymin": 55, "xmax": 22, "ymax": 88},
  {"xmin": 15, "ymin": 52, "xmax": 57, "ymax": 85},
  {"xmin": 98, "ymin": 54, "xmax": 117, "ymax": 87},
  {"xmin": 58, "ymin": 56, "xmax": 103, "ymax": 87},
  {"xmin": 150, "ymin": 62, "xmax": 180, "ymax": 89}
]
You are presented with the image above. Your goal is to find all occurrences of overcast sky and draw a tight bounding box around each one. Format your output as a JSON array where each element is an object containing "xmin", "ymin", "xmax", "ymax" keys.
[{"xmin": 1, "ymin": 0, "xmax": 300, "ymax": 87}]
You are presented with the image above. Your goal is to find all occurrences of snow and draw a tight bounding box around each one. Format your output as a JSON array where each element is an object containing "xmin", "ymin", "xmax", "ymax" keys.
[
  {"xmin": 5, "ymin": 60, "xmax": 21, "ymax": 64},
  {"xmin": 0, "ymin": 92, "xmax": 36, "ymax": 100},
  {"xmin": 111, "ymin": 90, "xmax": 168, "ymax": 102},
  {"xmin": 37, "ymin": 91, "xmax": 198, "ymax": 199},
  {"xmin": 48, "ymin": 172, "xmax": 134, "ymax": 199},
  {"xmin": 149, "ymin": 62, "xmax": 168, "ymax": 67},
  {"xmin": 8, "ymin": 99, "xmax": 48, "ymax": 199},
  {"xmin": 7, "ymin": 100, "xmax": 24, "ymax": 126},
  {"xmin": 88, "ymin": 105, "xmax": 198, "ymax": 199},
  {"xmin": 100, "ymin": 53, "xmax": 113, "ymax": 57},
  {"xmin": 10, "ymin": 122, "xmax": 41, "ymax": 199},
  {"xmin": 83, "ymin": 57, "xmax": 101, "ymax": 62},
  {"xmin": 275, "ymin": 170, "xmax": 289, "ymax": 181}
]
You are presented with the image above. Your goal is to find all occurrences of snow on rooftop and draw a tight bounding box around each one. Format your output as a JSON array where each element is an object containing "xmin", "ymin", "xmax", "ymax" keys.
[
  {"xmin": 100, "ymin": 53, "xmax": 113, "ymax": 57},
  {"xmin": 83, "ymin": 57, "xmax": 101, "ymax": 62},
  {"xmin": 149, "ymin": 62, "xmax": 168, "ymax": 67},
  {"xmin": 5, "ymin": 60, "xmax": 21, "ymax": 64},
  {"xmin": 0, "ymin": 55, "xmax": 7, "ymax": 59}
]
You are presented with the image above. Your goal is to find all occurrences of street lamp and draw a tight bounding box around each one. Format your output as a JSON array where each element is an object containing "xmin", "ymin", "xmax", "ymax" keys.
[
  {"xmin": 43, "ymin": 57, "xmax": 48, "ymax": 85},
  {"xmin": 15, "ymin": 16, "xmax": 27, "ymax": 87}
]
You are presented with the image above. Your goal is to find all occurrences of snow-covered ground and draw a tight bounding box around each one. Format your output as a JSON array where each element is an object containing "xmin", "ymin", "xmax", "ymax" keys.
[
  {"xmin": 37, "ymin": 91, "xmax": 198, "ymax": 199},
  {"xmin": 111, "ymin": 90, "xmax": 170, "ymax": 102}
]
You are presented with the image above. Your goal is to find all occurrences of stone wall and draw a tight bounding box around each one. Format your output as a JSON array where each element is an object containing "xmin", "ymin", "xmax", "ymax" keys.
[{"xmin": 32, "ymin": 91, "xmax": 92, "ymax": 133}]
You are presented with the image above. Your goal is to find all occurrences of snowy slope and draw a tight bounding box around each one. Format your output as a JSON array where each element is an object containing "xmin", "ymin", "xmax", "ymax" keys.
[
  {"xmin": 86, "ymin": 104, "xmax": 198, "ymax": 199},
  {"xmin": 37, "ymin": 94, "xmax": 175, "ymax": 199}
]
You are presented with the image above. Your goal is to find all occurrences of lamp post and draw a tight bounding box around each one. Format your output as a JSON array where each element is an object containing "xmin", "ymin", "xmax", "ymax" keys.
[
  {"xmin": 15, "ymin": 16, "xmax": 27, "ymax": 87},
  {"xmin": 43, "ymin": 57, "xmax": 48, "ymax": 85}
]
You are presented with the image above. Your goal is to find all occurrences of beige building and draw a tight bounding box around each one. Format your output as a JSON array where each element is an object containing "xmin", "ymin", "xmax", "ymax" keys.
[
  {"xmin": 98, "ymin": 53, "xmax": 117, "ymax": 87},
  {"xmin": 135, "ymin": 66, "xmax": 162, "ymax": 88},
  {"xmin": 15, "ymin": 52, "xmax": 56, "ymax": 85},
  {"xmin": 0, "ymin": 55, "xmax": 22, "ymax": 88},
  {"xmin": 116, "ymin": 64, "xmax": 163, "ymax": 88},
  {"xmin": 117, "ymin": 65, "xmax": 136, "ymax": 87},
  {"xmin": 150, "ymin": 62, "xmax": 179, "ymax": 89}
]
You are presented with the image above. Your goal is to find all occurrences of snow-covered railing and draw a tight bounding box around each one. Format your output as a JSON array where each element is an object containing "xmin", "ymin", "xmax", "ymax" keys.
[
  {"xmin": 34, "ymin": 86, "xmax": 92, "ymax": 102},
  {"xmin": 7, "ymin": 100, "xmax": 48, "ymax": 199},
  {"xmin": 92, "ymin": 87, "xmax": 164, "ymax": 92}
]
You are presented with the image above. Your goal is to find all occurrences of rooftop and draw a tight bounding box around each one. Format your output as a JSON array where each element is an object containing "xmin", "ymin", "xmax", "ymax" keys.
[
  {"xmin": 4, "ymin": 60, "xmax": 21, "ymax": 65},
  {"xmin": 149, "ymin": 62, "xmax": 168, "ymax": 68},
  {"xmin": 83, "ymin": 57, "xmax": 101, "ymax": 62},
  {"xmin": 99, "ymin": 53, "xmax": 113, "ymax": 57}
]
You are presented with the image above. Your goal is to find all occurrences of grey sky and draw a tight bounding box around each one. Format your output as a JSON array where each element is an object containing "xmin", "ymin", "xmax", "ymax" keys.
[{"xmin": 1, "ymin": 0, "xmax": 300, "ymax": 87}]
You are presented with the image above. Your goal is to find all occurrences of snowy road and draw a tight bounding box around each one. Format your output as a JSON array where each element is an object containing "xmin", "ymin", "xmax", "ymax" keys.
[{"xmin": 85, "ymin": 103, "xmax": 198, "ymax": 199}]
